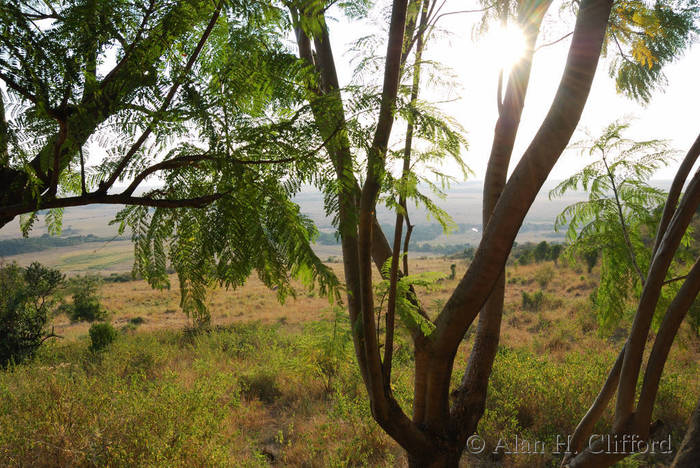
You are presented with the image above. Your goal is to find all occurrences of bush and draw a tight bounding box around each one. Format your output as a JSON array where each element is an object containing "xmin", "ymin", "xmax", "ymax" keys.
[
  {"xmin": 68, "ymin": 276, "xmax": 109, "ymax": 322},
  {"xmin": 534, "ymin": 265, "xmax": 555, "ymax": 288},
  {"xmin": 521, "ymin": 291, "xmax": 545, "ymax": 311},
  {"xmin": 0, "ymin": 262, "xmax": 63, "ymax": 366},
  {"xmin": 239, "ymin": 371, "xmax": 281, "ymax": 403},
  {"xmin": 89, "ymin": 323, "xmax": 117, "ymax": 351}
]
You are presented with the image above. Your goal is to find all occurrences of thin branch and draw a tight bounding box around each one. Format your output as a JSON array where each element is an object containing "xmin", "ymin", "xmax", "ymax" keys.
[
  {"xmin": 79, "ymin": 146, "xmax": 86, "ymax": 195},
  {"xmin": 0, "ymin": 70, "xmax": 39, "ymax": 104},
  {"xmin": 48, "ymin": 121, "xmax": 67, "ymax": 197},
  {"xmin": 122, "ymin": 154, "xmax": 216, "ymax": 196},
  {"xmin": 99, "ymin": 0, "xmax": 156, "ymax": 90},
  {"xmin": 612, "ymin": 31, "xmax": 635, "ymax": 65},
  {"xmin": 99, "ymin": 2, "xmax": 222, "ymax": 192},
  {"xmin": 601, "ymin": 153, "xmax": 646, "ymax": 284},
  {"xmin": 0, "ymin": 192, "xmax": 226, "ymax": 218},
  {"xmin": 535, "ymin": 31, "xmax": 574, "ymax": 51},
  {"xmin": 663, "ymin": 275, "xmax": 688, "ymax": 285},
  {"xmin": 39, "ymin": 331, "xmax": 63, "ymax": 344}
]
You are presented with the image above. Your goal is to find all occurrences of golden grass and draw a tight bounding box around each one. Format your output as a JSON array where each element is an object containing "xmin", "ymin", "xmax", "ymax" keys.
[{"xmin": 22, "ymin": 257, "xmax": 699, "ymax": 468}]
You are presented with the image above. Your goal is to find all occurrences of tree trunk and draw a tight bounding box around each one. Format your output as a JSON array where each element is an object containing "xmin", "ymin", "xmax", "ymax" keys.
[
  {"xmin": 407, "ymin": 450, "xmax": 461, "ymax": 468},
  {"xmin": 672, "ymin": 397, "xmax": 700, "ymax": 468}
]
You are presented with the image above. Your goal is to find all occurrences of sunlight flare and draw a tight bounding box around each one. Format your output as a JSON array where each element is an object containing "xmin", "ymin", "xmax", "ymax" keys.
[{"xmin": 480, "ymin": 23, "xmax": 527, "ymax": 74}]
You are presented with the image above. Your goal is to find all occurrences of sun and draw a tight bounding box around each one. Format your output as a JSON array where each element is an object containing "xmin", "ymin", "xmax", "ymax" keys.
[{"xmin": 481, "ymin": 23, "xmax": 527, "ymax": 74}]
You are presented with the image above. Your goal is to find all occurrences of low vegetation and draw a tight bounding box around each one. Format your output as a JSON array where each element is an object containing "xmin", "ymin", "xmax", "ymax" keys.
[
  {"xmin": 0, "ymin": 309, "xmax": 696, "ymax": 467},
  {"xmin": 0, "ymin": 262, "xmax": 63, "ymax": 367},
  {"xmin": 0, "ymin": 257, "xmax": 697, "ymax": 466}
]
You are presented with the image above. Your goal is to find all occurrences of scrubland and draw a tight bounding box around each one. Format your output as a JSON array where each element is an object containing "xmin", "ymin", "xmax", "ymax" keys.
[{"xmin": 1, "ymin": 258, "xmax": 698, "ymax": 467}]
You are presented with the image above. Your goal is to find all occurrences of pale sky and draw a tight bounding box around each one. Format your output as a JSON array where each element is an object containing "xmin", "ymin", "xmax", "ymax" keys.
[{"xmin": 324, "ymin": 0, "xmax": 700, "ymax": 182}]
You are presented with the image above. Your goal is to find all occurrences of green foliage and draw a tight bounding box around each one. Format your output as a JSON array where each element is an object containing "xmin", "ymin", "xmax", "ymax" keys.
[
  {"xmin": 606, "ymin": 0, "xmax": 699, "ymax": 102},
  {"xmin": 1, "ymin": 0, "xmax": 339, "ymax": 329},
  {"xmin": 89, "ymin": 322, "xmax": 117, "ymax": 352},
  {"xmin": 67, "ymin": 276, "xmax": 108, "ymax": 322},
  {"xmin": 534, "ymin": 241, "xmax": 549, "ymax": 263},
  {"xmin": 521, "ymin": 291, "xmax": 545, "ymax": 312},
  {"xmin": 0, "ymin": 322, "xmax": 695, "ymax": 466},
  {"xmin": 336, "ymin": 3, "xmax": 471, "ymax": 247},
  {"xmin": 299, "ymin": 307, "xmax": 354, "ymax": 394},
  {"xmin": 518, "ymin": 250, "xmax": 533, "ymax": 266},
  {"xmin": 507, "ymin": 241, "xmax": 563, "ymax": 266},
  {"xmin": 551, "ymin": 121, "xmax": 692, "ymax": 330},
  {"xmin": 376, "ymin": 259, "xmax": 443, "ymax": 337},
  {"xmin": 0, "ymin": 262, "xmax": 63, "ymax": 367},
  {"xmin": 534, "ymin": 265, "xmax": 555, "ymax": 288}
]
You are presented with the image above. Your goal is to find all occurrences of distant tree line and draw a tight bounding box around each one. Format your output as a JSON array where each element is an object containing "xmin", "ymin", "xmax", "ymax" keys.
[
  {"xmin": 0, "ymin": 234, "xmax": 122, "ymax": 257},
  {"xmin": 509, "ymin": 241, "xmax": 564, "ymax": 266},
  {"xmin": 315, "ymin": 223, "xmax": 563, "ymax": 248}
]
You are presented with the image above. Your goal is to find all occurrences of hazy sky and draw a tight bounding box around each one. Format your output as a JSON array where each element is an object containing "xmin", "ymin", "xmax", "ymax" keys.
[{"xmin": 324, "ymin": 0, "xmax": 700, "ymax": 182}]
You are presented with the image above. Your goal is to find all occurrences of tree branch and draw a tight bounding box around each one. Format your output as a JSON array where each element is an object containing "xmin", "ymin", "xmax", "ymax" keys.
[
  {"xmin": 602, "ymin": 153, "xmax": 647, "ymax": 284},
  {"xmin": 99, "ymin": 2, "xmax": 223, "ymax": 193},
  {"xmin": 615, "ymin": 166, "xmax": 700, "ymax": 431},
  {"xmin": 652, "ymin": 133, "xmax": 700, "ymax": 258},
  {"xmin": 433, "ymin": 0, "xmax": 614, "ymax": 355}
]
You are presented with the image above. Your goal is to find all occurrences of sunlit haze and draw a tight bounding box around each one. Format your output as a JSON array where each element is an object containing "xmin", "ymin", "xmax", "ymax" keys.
[
  {"xmin": 326, "ymin": 0, "xmax": 700, "ymax": 183},
  {"xmin": 479, "ymin": 23, "xmax": 527, "ymax": 76}
]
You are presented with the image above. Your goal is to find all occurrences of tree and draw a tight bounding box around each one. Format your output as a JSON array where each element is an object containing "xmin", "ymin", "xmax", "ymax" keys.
[
  {"xmin": 0, "ymin": 0, "xmax": 338, "ymax": 323},
  {"xmin": 67, "ymin": 275, "xmax": 109, "ymax": 322},
  {"xmin": 560, "ymin": 133, "xmax": 700, "ymax": 468},
  {"xmin": 0, "ymin": 262, "xmax": 63, "ymax": 366},
  {"xmin": 551, "ymin": 120, "xmax": 691, "ymax": 330},
  {"xmin": 2, "ymin": 0, "xmax": 699, "ymax": 465},
  {"xmin": 288, "ymin": 0, "xmax": 698, "ymax": 465},
  {"xmin": 533, "ymin": 240, "xmax": 549, "ymax": 262}
]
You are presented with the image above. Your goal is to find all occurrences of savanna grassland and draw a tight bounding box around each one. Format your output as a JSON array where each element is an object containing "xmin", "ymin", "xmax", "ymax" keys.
[{"xmin": 1, "ymin": 257, "xmax": 698, "ymax": 467}]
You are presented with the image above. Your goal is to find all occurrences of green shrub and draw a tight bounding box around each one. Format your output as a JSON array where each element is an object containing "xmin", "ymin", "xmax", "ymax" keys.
[
  {"xmin": 129, "ymin": 316, "xmax": 146, "ymax": 326},
  {"xmin": 239, "ymin": 371, "xmax": 281, "ymax": 403},
  {"xmin": 534, "ymin": 265, "xmax": 555, "ymax": 288},
  {"xmin": 0, "ymin": 262, "xmax": 63, "ymax": 366},
  {"xmin": 68, "ymin": 276, "xmax": 109, "ymax": 322},
  {"xmin": 89, "ymin": 323, "xmax": 117, "ymax": 351},
  {"xmin": 521, "ymin": 291, "xmax": 545, "ymax": 311}
]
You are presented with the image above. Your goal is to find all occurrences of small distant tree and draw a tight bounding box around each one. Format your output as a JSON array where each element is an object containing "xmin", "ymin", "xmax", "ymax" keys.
[
  {"xmin": 0, "ymin": 262, "xmax": 63, "ymax": 366},
  {"xmin": 534, "ymin": 240, "xmax": 549, "ymax": 262},
  {"xmin": 583, "ymin": 249, "xmax": 598, "ymax": 274},
  {"xmin": 548, "ymin": 243, "xmax": 563, "ymax": 264},
  {"xmin": 89, "ymin": 322, "xmax": 118, "ymax": 352},
  {"xmin": 67, "ymin": 276, "xmax": 109, "ymax": 322}
]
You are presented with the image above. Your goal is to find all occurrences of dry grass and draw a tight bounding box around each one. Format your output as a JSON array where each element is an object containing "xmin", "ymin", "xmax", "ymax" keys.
[{"xmin": 3, "ymin": 258, "xmax": 698, "ymax": 467}]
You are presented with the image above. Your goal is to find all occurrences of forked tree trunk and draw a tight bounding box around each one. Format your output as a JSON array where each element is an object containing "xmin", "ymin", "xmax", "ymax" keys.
[
  {"xmin": 452, "ymin": 1, "xmax": 549, "ymax": 438},
  {"xmin": 292, "ymin": 0, "xmax": 614, "ymax": 464},
  {"xmin": 564, "ymin": 136, "xmax": 700, "ymax": 467}
]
